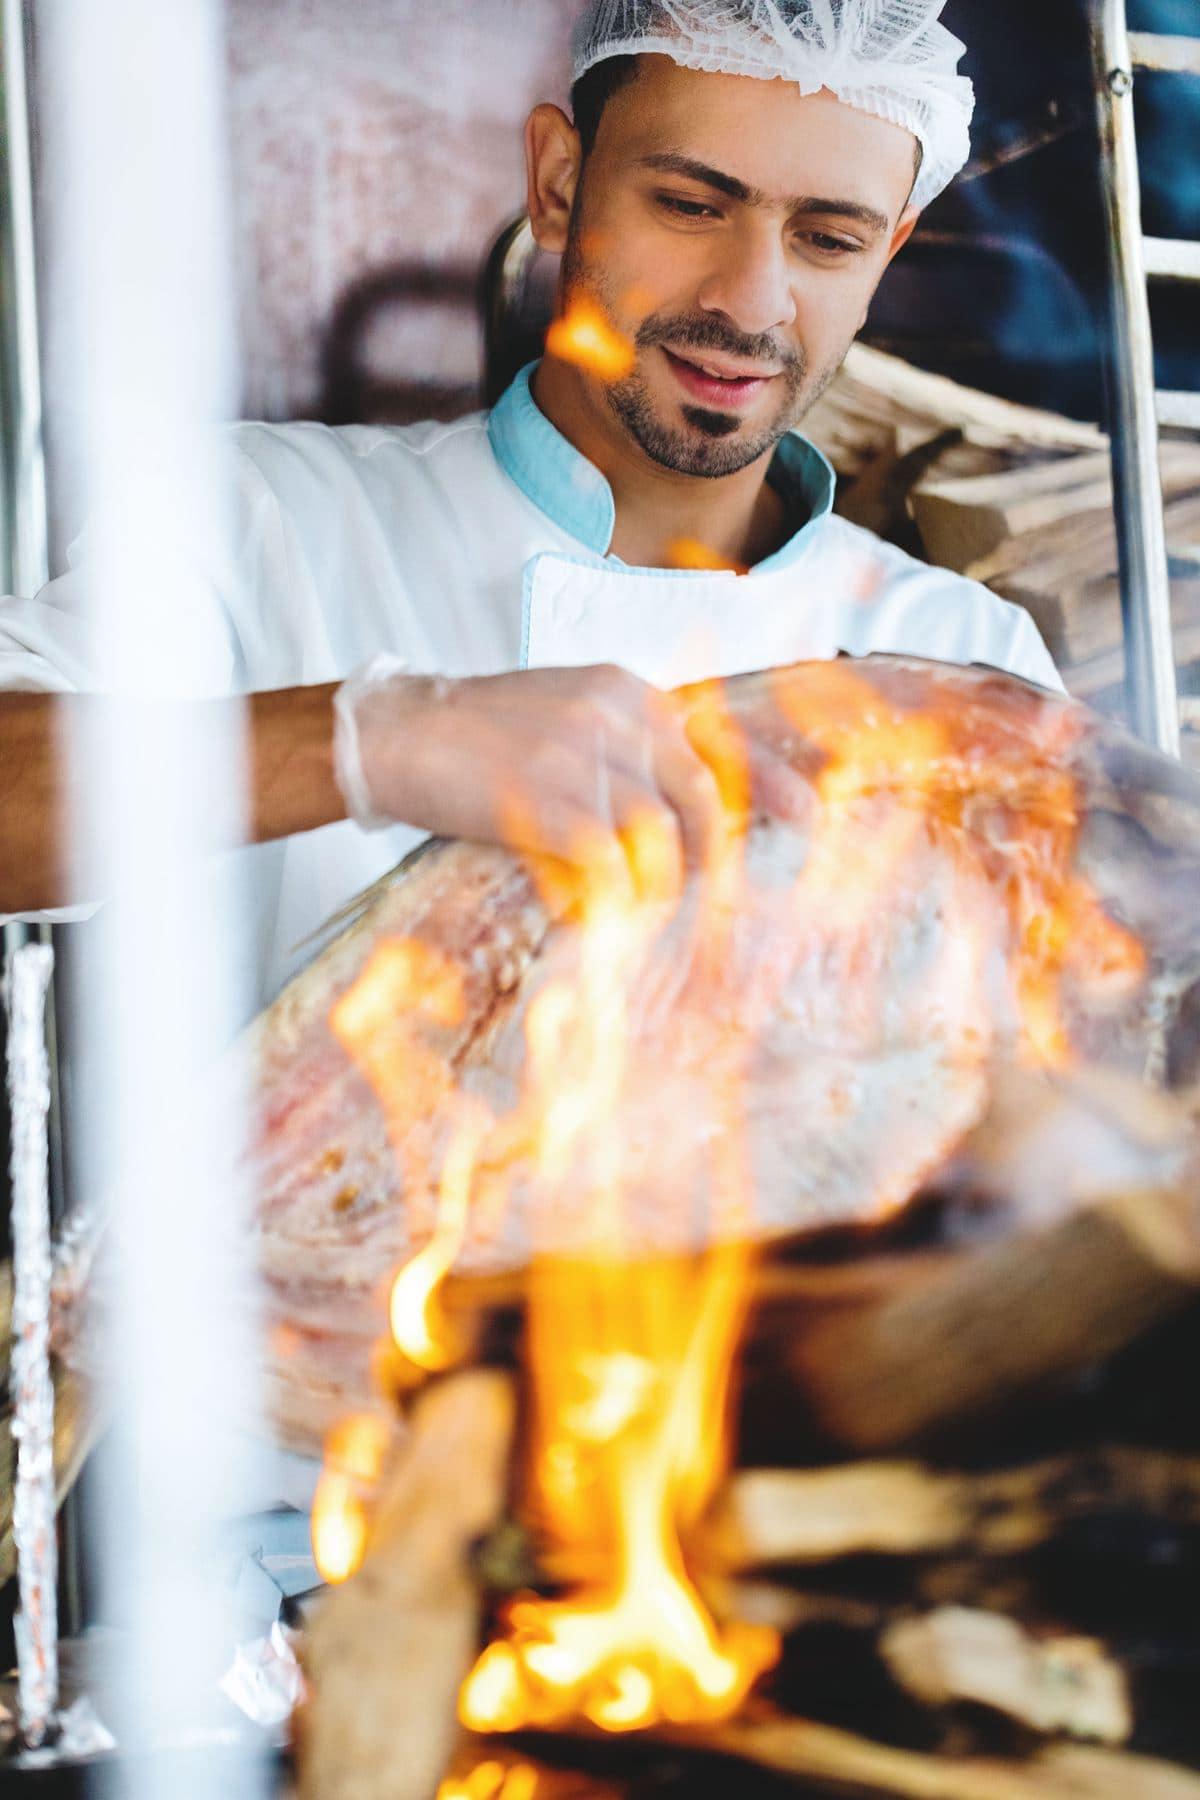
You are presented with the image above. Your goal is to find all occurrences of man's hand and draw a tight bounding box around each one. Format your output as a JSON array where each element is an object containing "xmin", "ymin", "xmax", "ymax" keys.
[{"xmin": 337, "ymin": 664, "xmax": 729, "ymax": 894}]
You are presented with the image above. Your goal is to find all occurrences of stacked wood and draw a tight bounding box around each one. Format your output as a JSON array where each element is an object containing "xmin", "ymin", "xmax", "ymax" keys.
[
  {"xmin": 803, "ymin": 343, "xmax": 1200, "ymax": 727},
  {"xmin": 804, "ymin": 343, "xmax": 1107, "ymax": 481},
  {"xmin": 306, "ymin": 1424, "xmax": 1200, "ymax": 1795},
  {"xmin": 910, "ymin": 446, "xmax": 1200, "ymax": 699}
]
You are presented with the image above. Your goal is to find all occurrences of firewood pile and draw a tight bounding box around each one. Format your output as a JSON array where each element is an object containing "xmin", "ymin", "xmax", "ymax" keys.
[
  {"xmin": 802, "ymin": 345, "xmax": 1200, "ymax": 753},
  {"xmin": 296, "ymin": 1140, "xmax": 1200, "ymax": 1800}
]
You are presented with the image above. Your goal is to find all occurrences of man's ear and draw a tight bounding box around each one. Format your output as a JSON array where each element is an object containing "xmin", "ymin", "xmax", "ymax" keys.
[
  {"xmin": 525, "ymin": 104, "xmax": 583, "ymax": 255},
  {"xmin": 857, "ymin": 204, "xmax": 920, "ymax": 331},
  {"xmin": 885, "ymin": 204, "xmax": 920, "ymax": 266}
]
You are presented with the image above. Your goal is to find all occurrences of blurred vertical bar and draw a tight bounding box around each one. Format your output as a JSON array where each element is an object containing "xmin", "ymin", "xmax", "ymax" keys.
[
  {"xmin": 1092, "ymin": 0, "xmax": 1180, "ymax": 757},
  {"xmin": 0, "ymin": 0, "xmax": 47, "ymax": 600},
  {"xmin": 0, "ymin": 0, "xmax": 79, "ymax": 1639},
  {"xmin": 39, "ymin": 0, "xmax": 267, "ymax": 1787},
  {"xmin": 0, "ymin": 0, "xmax": 49, "ymax": 1049}
]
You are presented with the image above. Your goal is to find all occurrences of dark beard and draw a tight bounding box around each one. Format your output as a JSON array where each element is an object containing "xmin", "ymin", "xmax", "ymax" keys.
[
  {"xmin": 557, "ymin": 210, "xmax": 839, "ymax": 477},
  {"xmin": 608, "ymin": 379, "xmax": 794, "ymax": 478}
]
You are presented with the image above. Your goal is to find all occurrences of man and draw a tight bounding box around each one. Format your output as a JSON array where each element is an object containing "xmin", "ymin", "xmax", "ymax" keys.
[{"xmin": 0, "ymin": 0, "xmax": 1061, "ymax": 1006}]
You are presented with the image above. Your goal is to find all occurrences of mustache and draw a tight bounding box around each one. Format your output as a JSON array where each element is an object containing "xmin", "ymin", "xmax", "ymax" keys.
[{"xmin": 635, "ymin": 312, "xmax": 802, "ymax": 371}]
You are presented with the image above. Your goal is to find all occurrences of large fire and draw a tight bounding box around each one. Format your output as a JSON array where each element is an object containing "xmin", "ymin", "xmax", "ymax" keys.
[
  {"xmin": 314, "ymin": 661, "xmax": 1146, "ymax": 1720},
  {"xmin": 458, "ymin": 1248, "xmax": 777, "ymax": 1733}
]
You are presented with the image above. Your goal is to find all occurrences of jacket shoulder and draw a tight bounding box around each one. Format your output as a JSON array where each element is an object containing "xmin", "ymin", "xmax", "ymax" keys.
[{"xmin": 817, "ymin": 515, "xmax": 1065, "ymax": 693}]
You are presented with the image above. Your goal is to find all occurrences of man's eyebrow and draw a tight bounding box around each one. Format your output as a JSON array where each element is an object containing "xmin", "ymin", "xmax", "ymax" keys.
[
  {"xmin": 635, "ymin": 153, "xmax": 890, "ymax": 234},
  {"xmin": 636, "ymin": 152, "xmax": 763, "ymax": 204},
  {"xmin": 792, "ymin": 196, "xmax": 890, "ymax": 234}
]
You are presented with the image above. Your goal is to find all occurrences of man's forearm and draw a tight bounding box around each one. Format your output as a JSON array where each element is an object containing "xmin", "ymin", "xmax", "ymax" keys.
[
  {"xmin": 248, "ymin": 682, "xmax": 345, "ymax": 844},
  {"xmin": 0, "ymin": 685, "xmax": 347, "ymax": 914}
]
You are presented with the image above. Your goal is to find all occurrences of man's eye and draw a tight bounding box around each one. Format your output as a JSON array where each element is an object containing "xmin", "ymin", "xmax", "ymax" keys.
[
  {"xmin": 803, "ymin": 232, "xmax": 860, "ymax": 256},
  {"xmin": 657, "ymin": 195, "xmax": 719, "ymax": 220}
]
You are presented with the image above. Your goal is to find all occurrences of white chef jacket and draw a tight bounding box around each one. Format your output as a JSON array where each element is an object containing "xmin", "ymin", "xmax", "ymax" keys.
[{"xmin": 0, "ymin": 361, "xmax": 1063, "ymax": 1008}]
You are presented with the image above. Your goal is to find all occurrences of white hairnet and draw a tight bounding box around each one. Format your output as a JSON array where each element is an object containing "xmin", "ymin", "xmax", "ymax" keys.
[{"xmin": 573, "ymin": 0, "xmax": 974, "ymax": 211}]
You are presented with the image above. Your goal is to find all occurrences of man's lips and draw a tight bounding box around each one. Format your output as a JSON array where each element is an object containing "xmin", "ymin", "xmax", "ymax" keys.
[{"xmin": 661, "ymin": 346, "xmax": 777, "ymax": 409}]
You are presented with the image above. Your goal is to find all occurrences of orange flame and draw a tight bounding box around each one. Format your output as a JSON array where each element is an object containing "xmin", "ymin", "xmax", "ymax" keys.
[
  {"xmin": 546, "ymin": 298, "xmax": 637, "ymax": 382},
  {"xmin": 330, "ymin": 939, "xmax": 479, "ymax": 1371},
  {"xmin": 459, "ymin": 1249, "xmax": 777, "ymax": 1735},
  {"xmin": 437, "ymin": 1761, "xmax": 540, "ymax": 1800},
  {"xmin": 770, "ymin": 661, "xmax": 1145, "ymax": 1071},
  {"xmin": 459, "ymin": 794, "xmax": 777, "ymax": 1736},
  {"xmin": 310, "ymin": 1412, "xmax": 389, "ymax": 1585}
]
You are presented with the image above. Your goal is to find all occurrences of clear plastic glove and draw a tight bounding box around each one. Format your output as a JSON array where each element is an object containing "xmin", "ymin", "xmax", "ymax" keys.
[{"xmin": 332, "ymin": 655, "xmax": 811, "ymax": 894}]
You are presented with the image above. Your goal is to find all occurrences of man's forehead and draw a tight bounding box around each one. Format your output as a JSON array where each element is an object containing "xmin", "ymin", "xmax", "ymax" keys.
[{"xmin": 603, "ymin": 62, "xmax": 919, "ymax": 219}]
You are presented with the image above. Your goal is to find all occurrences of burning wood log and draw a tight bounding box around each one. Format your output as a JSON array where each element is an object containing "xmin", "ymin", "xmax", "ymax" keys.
[
  {"xmin": 772, "ymin": 1180, "xmax": 1200, "ymax": 1452},
  {"xmin": 663, "ymin": 1710, "xmax": 1200, "ymax": 1799},
  {"xmin": 700, "ymin": 1442, "xmax": 1200, "ymax": 1579},
  {"xmin": 297, "ymin": 1369, "xmax": 515, "ymax": 1800},
  {"xmin": 440, "ymin": 1112, "xmax": 1200, "ymax": 1460},
  {"xmin": 878, "ymin": 1608, "xmax": 1131, "ymax": 1746}
]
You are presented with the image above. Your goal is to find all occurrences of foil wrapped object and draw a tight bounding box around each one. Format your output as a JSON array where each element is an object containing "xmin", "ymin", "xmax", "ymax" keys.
[
  {"xmin": 220, "ymin": 1621, "xmax": 305, "ymax": 1730},
  {"xmin": 4, "ymin": 944, "xmax": 59, "ymax": 1749}
]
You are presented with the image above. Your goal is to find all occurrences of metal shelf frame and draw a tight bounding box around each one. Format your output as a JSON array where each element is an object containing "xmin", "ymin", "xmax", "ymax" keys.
[{"xmin": 1092, "ymin": 0, "xmax": 1200, "ymax": 758}]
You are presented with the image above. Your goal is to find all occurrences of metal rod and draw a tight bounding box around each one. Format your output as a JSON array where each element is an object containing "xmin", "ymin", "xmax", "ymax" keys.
[
  {"xmin": 0, "ymin": 0, "xmax": 77, "ymax": 1642},
  {"xmin": 1129, "ymin": 29, "xmax": 1200, "ymax": 76},
  {"xmin": 0, "ymin": 0, "xmax": 48, "ymax": 600},
  {"xmin": 1091, "ymin": 0, "xmax": 1180, "ymax": 757},
  {"xmin": 4, "ymin": 943, "xmax": 59, "ymax": 1751}
]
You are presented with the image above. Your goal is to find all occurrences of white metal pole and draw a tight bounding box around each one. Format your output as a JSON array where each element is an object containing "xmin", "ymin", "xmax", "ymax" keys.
[
  {"xmin": 1092, "ymin": 0, "xmax": 1181, "ymax": 757},
  {"xmin": 0, "ymin": 0, "xmax": 48, "ymax": 603},
  {"xmin": 39, "ymin": 0, "xmax": 268, "ymax": 1784}
]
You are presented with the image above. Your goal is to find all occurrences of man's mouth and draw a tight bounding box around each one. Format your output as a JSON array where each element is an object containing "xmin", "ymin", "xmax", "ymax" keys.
[{"xmin": 661, "ymin": 346, "xmax": 776, "ymax": 410}]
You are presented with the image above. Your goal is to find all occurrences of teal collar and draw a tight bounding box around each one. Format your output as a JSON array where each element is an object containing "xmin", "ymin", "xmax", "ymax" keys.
[{"xmin": 487, "ymin": 360, "xmax": 836, "ymax": 573}]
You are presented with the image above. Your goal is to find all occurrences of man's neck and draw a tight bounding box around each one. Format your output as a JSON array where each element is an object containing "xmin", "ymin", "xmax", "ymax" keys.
[{"xmin": 532, "ymin": 358, "xmax": 789, "ymax": 571}]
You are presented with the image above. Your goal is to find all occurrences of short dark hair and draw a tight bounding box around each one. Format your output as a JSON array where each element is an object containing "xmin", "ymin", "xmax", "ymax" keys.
[
  {"xmin": 572, "ymin": 53, "xmax": 925, "ymax": 201},
  {"xmin": 571, "ymin": 55, "xmax": 641, "ymax": 157}
]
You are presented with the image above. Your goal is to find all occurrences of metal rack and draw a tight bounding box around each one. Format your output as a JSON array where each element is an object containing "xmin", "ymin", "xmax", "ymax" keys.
[{"xmin": 1091, "ymin": 0, "xmax": 1200, "ymax": 757}]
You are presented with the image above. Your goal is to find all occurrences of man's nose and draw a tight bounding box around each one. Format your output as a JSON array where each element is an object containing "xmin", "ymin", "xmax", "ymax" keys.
[{"xmin": 695, "ymin": 223, "xmax": 798, "ymax": 339}]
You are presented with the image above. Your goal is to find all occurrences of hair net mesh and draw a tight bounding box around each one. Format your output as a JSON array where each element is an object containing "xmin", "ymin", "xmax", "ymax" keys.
[{"xmin": 573, "ymin": 0, "xmax": 974, "ymax": 210}]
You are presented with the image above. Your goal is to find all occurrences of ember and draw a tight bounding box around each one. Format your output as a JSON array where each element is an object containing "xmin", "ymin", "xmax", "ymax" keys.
[{"xmin": 545, "ymin": 297, "xmax": 636, "ymax": 381}]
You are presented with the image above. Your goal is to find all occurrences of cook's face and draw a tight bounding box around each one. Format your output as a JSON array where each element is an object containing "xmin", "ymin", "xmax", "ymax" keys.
[{"xmin": 552, "ymin": 59, "xmax": 920, "ymax": 477}]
